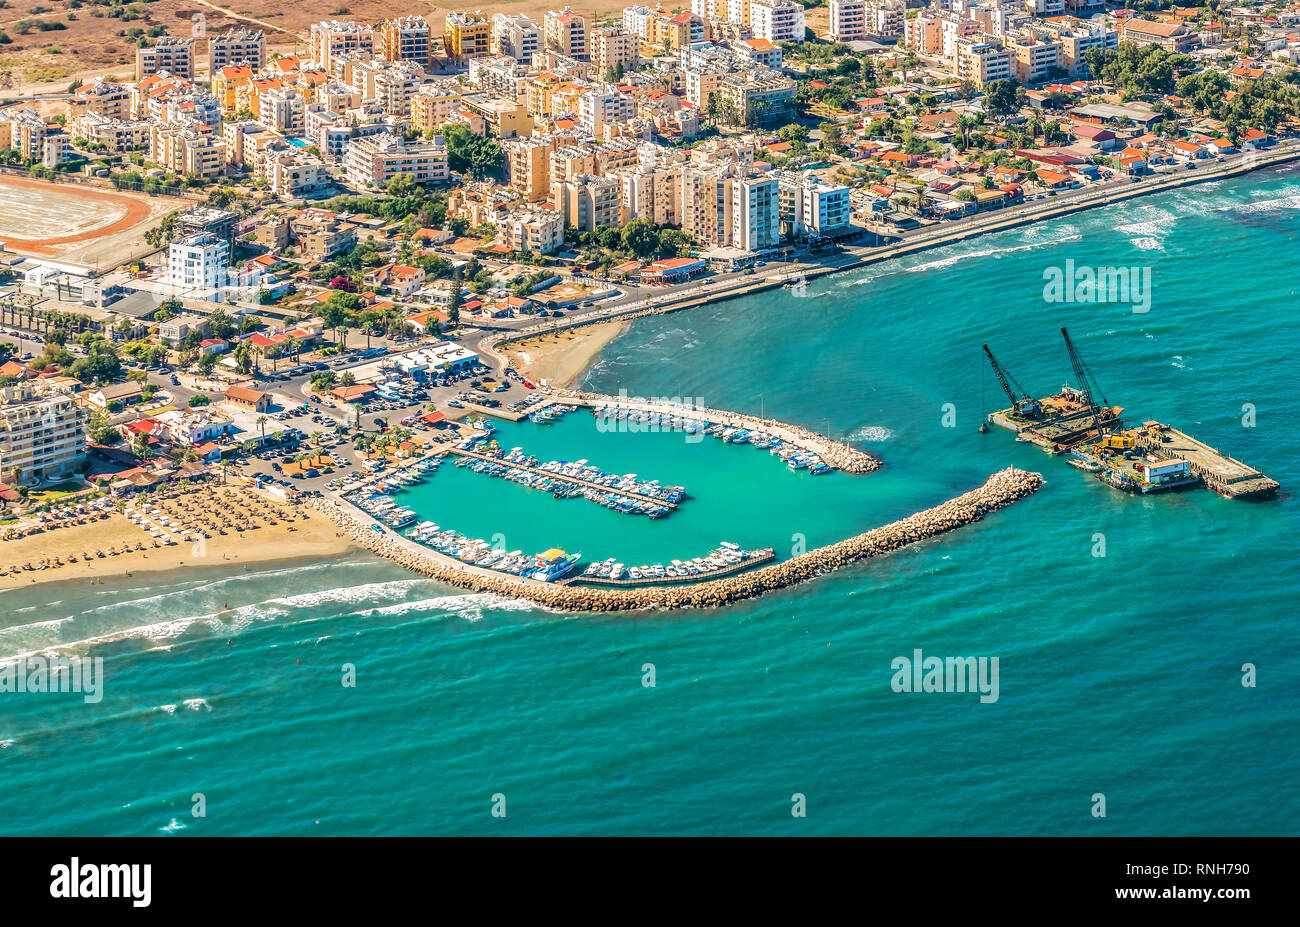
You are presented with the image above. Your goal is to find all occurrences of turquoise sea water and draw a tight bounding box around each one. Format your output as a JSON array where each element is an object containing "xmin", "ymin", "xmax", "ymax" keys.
[{"xmin": 2, "ymin": 167, "xmax": 1298, "ymax": 836}]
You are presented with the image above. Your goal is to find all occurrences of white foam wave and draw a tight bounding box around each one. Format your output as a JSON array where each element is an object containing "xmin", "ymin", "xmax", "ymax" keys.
[
  {"xmin": 182, "ymin": 698, "xmax": 210, "ymax": 711},
  {"xmin": 358, "ymin": 592, "xmax": 536, "ymax": 621},
  {"xmin": 848, "ymin": 425, "xmax": 894, "ymax": 443},
  {"xmin": 905, "ymin": 233, "xmax": 1081, "ymax": 273},
  {"xmin": 1129, "ymin": 236, "xmax": 1164, "ymax": 252}
]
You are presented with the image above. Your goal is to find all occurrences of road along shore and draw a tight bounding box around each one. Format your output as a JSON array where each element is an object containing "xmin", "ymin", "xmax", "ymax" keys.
[
  {"xmin": 312, "ymin": 467, "xmax": 1044, "ymax": 612},
  {"xmin": 482, "ymin": 144, "xmax": 1300, "ymax": 377}
]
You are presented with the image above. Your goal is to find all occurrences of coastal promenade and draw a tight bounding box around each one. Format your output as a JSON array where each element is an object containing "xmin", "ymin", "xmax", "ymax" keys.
[
  {"xmin": 480, "ymin": 140, "xmax": 1300, "ymax": 369},
  {"xmin": 311, "ymin": 467, "xmax": 1045, "ymax": 612}
]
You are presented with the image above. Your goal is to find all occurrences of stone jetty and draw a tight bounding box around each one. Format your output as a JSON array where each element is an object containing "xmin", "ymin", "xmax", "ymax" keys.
[
  {"xmin": 554, "ymin": 389, "xmax": 882, "ymax": 475},
  {"xmin": 311, "ymin": 467, "xmax": 1044, "ymax": 613}
]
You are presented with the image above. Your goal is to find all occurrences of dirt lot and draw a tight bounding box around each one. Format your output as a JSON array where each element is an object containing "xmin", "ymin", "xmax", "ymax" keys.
[
  {"xmin": 0, "ymin": 174, "xmax": 187, "ymax": 268},
  {"xmin": 0, "ymin": 0, "xmax": 630, "ymax": 86}
]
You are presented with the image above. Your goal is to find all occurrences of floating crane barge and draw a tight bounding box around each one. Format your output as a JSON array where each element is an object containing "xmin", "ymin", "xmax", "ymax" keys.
[{"xmin": 984, "ymin": 328, "xmax": 1278, "ymax": 500}]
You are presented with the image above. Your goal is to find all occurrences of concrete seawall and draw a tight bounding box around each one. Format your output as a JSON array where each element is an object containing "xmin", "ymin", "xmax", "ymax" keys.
[{"xmin": 312, "ymin": 467, "xmax": 1045, "ymax": 612}]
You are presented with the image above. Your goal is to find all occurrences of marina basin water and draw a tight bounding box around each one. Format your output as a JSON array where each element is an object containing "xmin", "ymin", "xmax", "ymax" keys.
[{"xmin": 397, "ymin": 414, "xmax": 953, "ymax": 567}]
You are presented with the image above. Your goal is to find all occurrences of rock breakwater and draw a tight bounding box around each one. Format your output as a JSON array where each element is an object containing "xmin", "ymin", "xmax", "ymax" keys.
[{"xmin": 311, "ymin": 467, "xmax": 1044, "ymax": 612}]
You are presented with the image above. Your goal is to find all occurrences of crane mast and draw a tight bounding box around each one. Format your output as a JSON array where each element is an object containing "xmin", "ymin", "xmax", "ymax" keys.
[
  {"xmin": 1060, "ymin": 327, "xmax": 1109, "ymax": 412},
  {"xmin": 983, "ymin": 343, "xmax": 1041, "ymax": 418}
]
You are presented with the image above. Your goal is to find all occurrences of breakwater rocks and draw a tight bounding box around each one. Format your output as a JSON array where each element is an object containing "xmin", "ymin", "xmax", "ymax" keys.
[
  {"xmin": 553, "ymin": 388, "xmax": 882, "ymax": 475},
  {"xmin": 311, "ymin": 467, "xmax": 1044, "ymax": 613}
]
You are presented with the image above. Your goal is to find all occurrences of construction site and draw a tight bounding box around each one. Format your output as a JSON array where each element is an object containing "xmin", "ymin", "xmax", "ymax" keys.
[{"xmin": 982, "ymin": 328, "xmax": 1279, "ymax": 500}]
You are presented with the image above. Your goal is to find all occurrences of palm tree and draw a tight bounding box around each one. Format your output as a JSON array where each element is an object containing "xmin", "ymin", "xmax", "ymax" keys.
[
  {"xmin": 337, "ymin": 326, "xmax": 349, "ymax": 351},
  {"xmin": 256, "ymin": 415, "xmax": 268, "ymax": 437},
  {"xmin": 362, "ymin": 322, "xmax": 374, "ymax": 349}
]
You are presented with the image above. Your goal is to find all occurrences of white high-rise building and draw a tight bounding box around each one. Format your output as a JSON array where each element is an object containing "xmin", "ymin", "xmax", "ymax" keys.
[
  {"xmin": 748, "ymin": 0, "xmax": 805, "ymax": 44},
  {"xmin": 730, "ymin": 175, "xmax": 780, "ymax": 252},
  {"xmin": 167, "ymin": 233, "xmax": 230, "ymax": 293},
  {"xmin": 493, "ymin": 13, "xmax": 541, "ymax": 64}
]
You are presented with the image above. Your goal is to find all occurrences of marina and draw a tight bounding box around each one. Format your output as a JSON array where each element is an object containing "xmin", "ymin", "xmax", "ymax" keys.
[
  {"xmin": 568, "ymin": 543, "xmax": 776, "ymax": 586},
  {"xmin": 449, "ymin": 441, "xmax": 685, "ymax": 518}
]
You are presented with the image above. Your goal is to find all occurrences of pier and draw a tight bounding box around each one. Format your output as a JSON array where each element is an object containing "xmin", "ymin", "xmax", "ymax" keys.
[
  {"xmin": 1133, "ymin": 422, "xmax": 1278, "ymax": 499},
  {"xmin": 447, "ymin": 447, "xmax": 683, "ymax": 509}
]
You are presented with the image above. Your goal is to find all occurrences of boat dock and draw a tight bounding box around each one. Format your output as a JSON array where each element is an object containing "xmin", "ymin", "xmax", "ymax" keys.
[
  {"xmin": 447, "ymin": 447, "xmax": 681, "ymax": 509},
  {"xmin": 1133, "ymin": 422, "xmax": 1278, "ymax": 499},
  {"xmin": 560, "ymin": 549, "xmax": 776, "ymax": 586}
]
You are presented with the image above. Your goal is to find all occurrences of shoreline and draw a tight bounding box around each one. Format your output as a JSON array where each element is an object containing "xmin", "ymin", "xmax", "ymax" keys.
[
  {"xmin": 485, "ymin": 146, "xmax": 1300, "ymax": 379},
  {"xmin": 312, "ymin": 467, "xmax": 1045, "ymax": 612},
  {"xmin": 0, "ymin": 485, "xmax": 360, "ymax": 593},
  {"xmin": 505, "ymin": 319, "xmax": 629, "ymax": 388}
]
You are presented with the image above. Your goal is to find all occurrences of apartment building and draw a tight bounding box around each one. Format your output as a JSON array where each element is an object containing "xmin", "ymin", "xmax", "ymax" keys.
[
  {"xmin": 136, "ymin": 36, "xmax": 194, "ymax": 80},
  {"xmin": 72, "ymin": 113, "xmax": 151, "ymax": 152},
  {"xmin": 310, "ymin": 21, "xmax": 375, "ymax": 71},
  {"xmin": 209, "ymin": 30, "xmax": 265, "ymax": 72},
  {"xmin": 748, "ymin": 0, "xmax": 805, "ymax": 44},
  {"xmin": 493, "ymin": 13, "xmax": 542, "ymax": 65},
  {"xmin": 498, "ymin": 208, "xmax": 565, "ymax": 253},
  {"xmin": 905, "ymin": 11, "xmax": 944, "ymax": 55},
  {"xmin": 1010, "ymin": 34, "xmax": 1064, "ymax": 84},
  {"xmin": 829, "ymin": 0, "xmax": 867, "ymax": 41},
  {"xmin": 69, "ymin": 79, "xmax": 130, "ymax": 121},
  {"xmin": 0, "ymin": 385, "xmax": 86, "ymax": 484},
  {"xmin": 505, "ymin": 135, "xmax": 557, "ymax": 201},
  {"xmin": 150, "ymin": 124, "xmax": 226, "ymax": 178},
  {"xmin": 379, "ymin": 15, "xmax": 432, "ymax": 68},
  {"xmin": 801, "ymin": 177, "xmax": 851, "ymax": 237},
  {"xmin": 544, "ymin": 7, "xmax": 589, "ymax": 60},
  {"xmin": 618, "ymin": 165, "xmax": 682, "ymax": 227},
  {"xmin": 591, "ymin": 27, "xmax": 640, "ymax": 77},
  {"xmin": 344, "ymin": 132, "xmax": 449, "ymax": 190},
  {"xmin": 957, "ymin": 38, "xmax": 1013, "ymax": 88},
  {"xmin": 291, "ymin": 209, "xmax": 358, "ymax": 260},
  {"xmin": 167, "ymin": 233, "xmax": 230, "ymax": 293},
  {"xmin": 558, "ymin": 174, "xmax": 620, "ymax": 231},
  {"xmin": 580, "ymin": 85, "xmax": 634, "ymax": 136},
  {"xmin": 260, "ymin": 87, "xmax": 307, "ymax": 134},
  {"xmin": 410, "ymin": 82, "xmax": 465, "ymax": 134},
  {"xmin": 680, "ymin": 167, "xmax": 731, "ymax": 247},
  {"xmin": 445, "ymin": 11, "xmax": 492, "ymax": 64},
  {"xmin": 1044, "ymin": 22, "xmax": 1117, "ymax": 77},
  {"xmin": 268, "ymin": 153, "xmax": 330, "ymax": 199},
  {"xmin": 731, "ymin": 174, "xmax": 780, "ymax": 252}
]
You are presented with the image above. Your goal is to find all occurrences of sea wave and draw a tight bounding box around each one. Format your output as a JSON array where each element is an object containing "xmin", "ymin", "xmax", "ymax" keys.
[
  {"xmin": 904, "ymin": 232, "xmax": 1082, "ymax": 273},
  {"xmin": 848, "ymin": 425, "xmax": 894, "ymax": 443},
  {"xmin": 358, "ymin": 592, "xmax": 536, "ymax": 621}
]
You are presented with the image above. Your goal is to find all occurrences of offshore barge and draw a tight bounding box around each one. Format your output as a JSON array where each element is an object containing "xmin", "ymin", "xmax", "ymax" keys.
[{"xmin": 983, "ymin": 328, "xmax": 1278, "ymax": 500}]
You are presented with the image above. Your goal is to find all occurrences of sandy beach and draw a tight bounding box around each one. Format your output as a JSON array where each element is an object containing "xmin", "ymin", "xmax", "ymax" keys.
[
  {"xmin": 505, "ymin": 320, "xmax": 628, "ymax": 388},
  {"xmin": 0, "ymin": 484, "xmax": 360, "ymax": 592}
]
